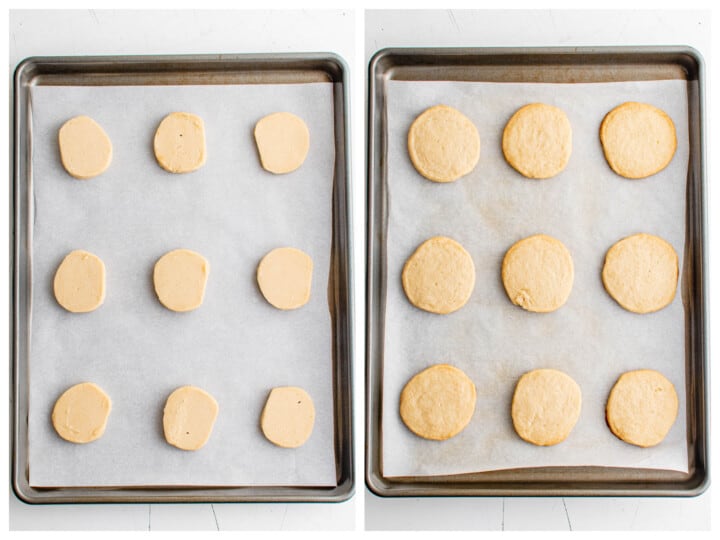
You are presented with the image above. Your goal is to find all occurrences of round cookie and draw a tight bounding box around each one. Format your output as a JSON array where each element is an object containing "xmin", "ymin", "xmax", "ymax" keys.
[
  {"xmin": 402, "ymin": 236, "xmax": 475, "ymax": 315},
  {"xmin": 502, "ymin": 103, "xmax": 572, "ymax": 179},
  {"xmin": 606, "ymin": 369, "xmax": 678, "ymax": 447},
  {"xmin": 511, "ymin": 369, "xmax": 582, "ymax": 446},
  {"xmin": 153, "ymin": 112, "xmax": 207, "ymax": 173},
  {"xmin": 52, "ymin": 382, "xmax": 112, "ymax": 444},
  {"xmin": 400, "ymin": 364, "xmax": 476, "ymax": 441},
  {"xmin": 254, "ymin": 112, "xmax": 310, "ymax": 174},
  {"xmin": 501, "ymin": 234, "xmax": 574, "ymax": 313},
  {"xmin": 407, "ymin": 104, "xmax": 481, "ymax": 183},
  {"xmin": 600, "ymin": 102, "xmax": 677, "ymax": 179},
  {"xmin": 58, "ymin": 115, "xmax": 113, "ymax": 179},
  {"xmin": 257, "ymin": 247, "xmax": 313, "ymax": 310},
  {"xmin": 260, "ymin": 386, "xmax": 315, "ymax": 448},
  {"xmin": 602, "ymin": 233, "xmax": 678, "ymax": 314},
  {"xmin": 53, "ymin": 250, "xmax": 106, "ymax": 313},
  {"xmin": 153, "ymin": 249, "xmax": 210, "ymax": 312},
  {"xmin": 163, "ymin": 386, "xmax": 219, "ymax": 451}
]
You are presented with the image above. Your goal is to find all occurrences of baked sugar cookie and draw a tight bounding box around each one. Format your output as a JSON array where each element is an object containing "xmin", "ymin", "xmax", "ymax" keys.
[
  {"xmin": 163, "ymin": 386, "xmax": 219, "ymax": 451},
  {"xmin": 52, "ymin": 382, "xmax": 112, "ymax": 444},
  {"xmin": 502, "ymin": 103, "xmax": 572, "ymax": 179},
  {"xmin": 602, "ymin": 233, "xmax": 678, "ymax": 314},
  {"xmin": 600, "ymin": 102, "xmax": 677, "ymax": 179},
  {"xmin": 53, "ymin": 250, "xmax": 106, "ymax": 313},
  {"xmin": 606, "ymin": 369, "xmax": 678, "ymax": 447},
  {"xmin": 254, "ymin": 112, "xmax": 310, "ymax": 174},
  {"xmin": 511, "ymin": 369, "xmax": 582, "ymax": 446},
  {"xmin": 58, "ymin": 116, "xmax": 113, "ymax": 179},
  {"xmin": 407, "ymin": 104, "xmax": 480, "ymax": 183},
  {"xmin": 153, "ymin": 112, "xmax": 206, "ymax": 173},
  {"xmin": 261, "ymin": 386, "xmax": 315, "ymax": 448},
  {"xmin": 257, "ymin": 247, "xmax": 313, "ymax": 310},
  {"xmin": 402, "ymin": 236, "xmax": 475, "ymax": 314},
  {"xmin": 153, "ymin": 249, "xmax": 209, "ymax": 312},
  {"xmin": 501, "ymin": 234, "xmax": 574, "ymax": 313}
]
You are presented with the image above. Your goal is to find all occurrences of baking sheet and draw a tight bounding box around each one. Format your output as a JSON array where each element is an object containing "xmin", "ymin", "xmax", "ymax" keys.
[
  {"xmin": 382, "ymin": 79, "xmax": 689, "ymax": 477},
  {"xmin": 28, "ymin": 82, "xmax": 336, "ymax": 487}
]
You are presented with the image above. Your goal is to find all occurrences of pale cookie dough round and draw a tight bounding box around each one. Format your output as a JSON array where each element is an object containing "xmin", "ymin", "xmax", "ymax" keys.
[
  {"xmin": 153, "ymin": 249, "xmax": 210, "ymax": 312},
  {"xmin": 257, "ymin": 247, "xmax": 313, "ymax": 310},
  {"xmin": 511, "ymin": 369, "xmax": 582, "ymax": 446},
  {"xmin": 502, "ymin": 103, "xmax": 572, "ymax": 179},
  {"xmin": 52, "ymin": 382, "xmax": 112, "ymax": 444},
  {"xmin": 400, "ymin": 364, "xmax": 476, "ymax": 441},
  {"xmin": 254, "ymin": 112, "xmax": 310, "ymax": 174},
  {"xmin": 501, "ymin": 234, "xmax": 574, "ymax": 313},
  {"xmin": 606, "ymin": 369, "xmax": 678, "ymax": 447},
  {"xmin": 163, "ymin": 386, "xmax": 219, "ymax": 451},
  {"xmin": 407, "ymin": 104, "xmax": 481, "ymax": 183},
  {"xmin": 602, "ymin": 233, "xmax": 678, "ymax": 314},
  {"xmin": 153, "ymin": 112, "xmax": 207, "ymax": 173},
  {"xmin": 58, "ymin": 115, "xmax": 113, "ymax": 179},
  {"xmin": 600, "ymin": 102, "xmax": 677, "ymax": 179},
  {"xmin": 402, "ymin": 236, "xmax": 475, "ymax": 314},
  {"xmin": 53, "ymin": 250, "xmax": 106, "ymax": 313},
  {"xmin": 261, "ymin": 386, "xmax": 315, "ymax": 448}
]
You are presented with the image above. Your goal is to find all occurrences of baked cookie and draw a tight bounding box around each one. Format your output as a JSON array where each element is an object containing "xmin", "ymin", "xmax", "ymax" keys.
[
  {"xmin": 153, "ymin": 112, "xmax": 206, "ymax": 173},
  {"xmin": 52, "ymin": 382, "xmax": 112, "ymax": 444},
  {"xmin": 602, "ymin": 233, "xmax": 678, "ymax": 314},
  {"xmin": 254, "ymin": 112, "xmax": 310, "ymax": 174},
  {"xmin": 606, "ymin": 369, "xmax": 678, "ymax": 447},
  {"xmin": 53, "ymin": 250, "xmax": 106, "ymax": 313},
  {"xmin": 600, "ymin": 102, "xmax": 677, "ymax": 179},
  {"xmin": 58, "ymin": 115, "xmax": 113, "ymax": 179},
  {"xmin": 407, "ymin": 104, "xmax": 480, "ymax": 183},
  {"xmin": 400, "ymin": 364, "xmax": 476, "ymax": 441}
]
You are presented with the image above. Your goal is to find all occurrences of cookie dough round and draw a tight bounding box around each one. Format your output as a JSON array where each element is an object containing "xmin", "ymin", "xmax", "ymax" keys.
[
  {"xmin": 163, "ymin": 386, "xmax": 219, "ymax": 451},
  {"xmin": 261, "ymin": 386, "xmax": 315, "ymax": 448},
  {"xmin": 153, "ymin": 112, "xmax": 207, "ymax": 173},
  {"xmin": 511, "ymin": 369, "xmax": 582, "ymax": 446},
  {"xmin": 400, "ymin": 364, "xmax": 476, "ymax": 441},
  {"xmin": 502, "ymin": 103, "xmax": 572, "ymax": 179},
  {"xmin": 53, "ymin": 250, "xmax": 106, "ymax": 313},
  {"xmin": 407, "ymin": 104, "xmax": 481, "ymax": 183},
  {"xmin": 254, "ymin": 112, "xmax": 310, "ymax": 174},
  {"xmin": 257, "ymin": 247, "xmax": 313, "ymax": 310},
  {"xmin": 600, "ymin": 102, "xmax": 677, "ymax": 179},
  {"xmin": 58, "ymin": 115, "xmax": 113, "ymax": 179},
  {"xmin": 602, "ymin": 233, "xmax": 678, "ymax": 314},
  {"xmin": 153, "ymin": 249, "xmax": 210, "ymax": 312},
  {"xmin": 606, "ymin": 369, "xmax": 678, "ymax": 447},
  {"xmin": 502, "ymin": 234, "xmax": 574, "ymax": 313},
  {"xmin": 402, "ymin": 236, "xmax": 475, "ymax": 314},
  {"xmin": 52, "ymin": 382, "xmax": 112, "ymax": 444}
]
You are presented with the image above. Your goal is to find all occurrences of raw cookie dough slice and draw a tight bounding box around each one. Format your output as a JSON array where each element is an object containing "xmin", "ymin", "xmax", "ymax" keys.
[
  {"xmin": 502, "ymin": 103, "xmax": 572, "ymax": 179},
  {"xmin": 602, "ymin": 233, "xmax": 678, "ymax": 314},
  {"xmin": 58, "ymin": 115, "xmax": 113, "ymax": 179},
  {"xmin": 600, "ymin": 102, "xmax": 677, "ymax": 179},
  {"xmin": 511, "ymin": 369, "xmax": 582, "ymax": 446},
  {"xmin": 53, "ymin": 250, "xmax": 106, "ymax": 313},
  {"xmin": 153, "ymin": 112, "xmax": 207, "ymax": 173},
  {"xmin": 402, "ymin": 236, "xmax": 475, "ymax": 314},
  {"xmin": 407, "ymin": 104, "xmax": 480, "ymax": 183},
  {"xmin": 254, "ymin": 112, "xmax": 310, "ymax": 174},
  {"xmin": 153, "ymin": 249, "xmax": 209, "ymax": 312},
  {"xmin": 606, "ymin": 369, "xmax": 678, "ymax": 447},
  {"xmin": 52, "ymin": 382, "xmax": 112, "ymax": 444},
  {"xmin": 261, "ymin": 386, "xmax": 315, "ymax": 448},
  {"xmin": 163, "ymin": 386, "xmax": 219, "ymax": 451},
  {"xmin": 400, "ymin": 364, "xmax": 476, "ymax": 441},
  {"xmin": 502, "ymin": 234, "xmax": 574, "ymax": 313},
  {"xmin": 257, "ymin": 247, "xmax": 313, "ymax": 310}
]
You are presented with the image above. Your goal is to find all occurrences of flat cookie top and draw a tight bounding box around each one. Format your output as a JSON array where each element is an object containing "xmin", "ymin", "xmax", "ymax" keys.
[
  {"xmin": 602, "ymin": 233, "xmax": 678, "ymax": 314},
  {"xmin": 511, "ymin": 368, "xmax": 582, "ymax": 446},
  {"xmin": 163, "ymin": 386, "xmax": 219, "ymax": 451},
  {"xmin": 153, "ymin": 249, "xmax": 210, "ymax": 312},
  {"xmin": 606, "ymin": 369, "xmax": 678, "ymax": 448},
  {"xmin": 600, "ymin": 101, "xmax": 677, "ymax": 179},
  {"xmin": 53, "ymin": 250, "xmax": 106, "ymax": 313},
  {"xmin": 501, "ymin": 234, "xmax": 574, "ymax": 313},
  {"xmin": 256, "ymin": 247, "xmax": 313, "ymax": 310},
  {"xmin": 502, "ymin": 103, "xmax": 572, "ymax": 179},
  {"xmin": 52, "ymin": 382, "xmax": 112, "ymax": 444},
  {"xmin": 254, "ymin": 112, "xmax": 310, "ymax": 174},
  {"xmin": 407, "ymin": 104, "xmax": 480, "ymax": 183},
  {"xmin": 400, "ymin": 364, "xmax": 476, "ymax": 441},
  {"xmin": 153, "ymin": 112, "xmax": 207, "ymax": 173},
  {"xmin": 261, "ymin": 386, "xmax": 315, "ymax": 448},
  {"xmin": 58, "ymin": 115, "xmax": 113, "ymax": 179},
  {"xmin": 402, "ymin": 236, "xmax": 475, "ymax": 314}
]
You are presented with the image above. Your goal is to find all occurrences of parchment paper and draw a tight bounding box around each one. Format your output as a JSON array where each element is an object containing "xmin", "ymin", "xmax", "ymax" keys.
[
  {"xmin": 28, "ymin": 83, "xmax": 337, "ymax": 487},
  {"xmin": 383, "ymin": 79, "xmax": 689, "ymax": 477}
]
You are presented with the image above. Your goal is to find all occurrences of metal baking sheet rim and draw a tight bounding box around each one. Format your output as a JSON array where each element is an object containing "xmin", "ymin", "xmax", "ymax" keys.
[
  {"xmin": 12, "ymin": 53, "xmax": 354, "ymax": 504},
  {"xmin": 365, "ymin": 46, "xmax": 709, "ymax": 497}
]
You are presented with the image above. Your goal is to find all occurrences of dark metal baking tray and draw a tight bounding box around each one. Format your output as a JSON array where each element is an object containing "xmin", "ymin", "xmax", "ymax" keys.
[
  {"xmin": 12, "ymin": 53, "xmax": 353, "ymax": 503},
  {"xmin": 366, "ymin": 46, "xmax": 708, "ymax": 497}
]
